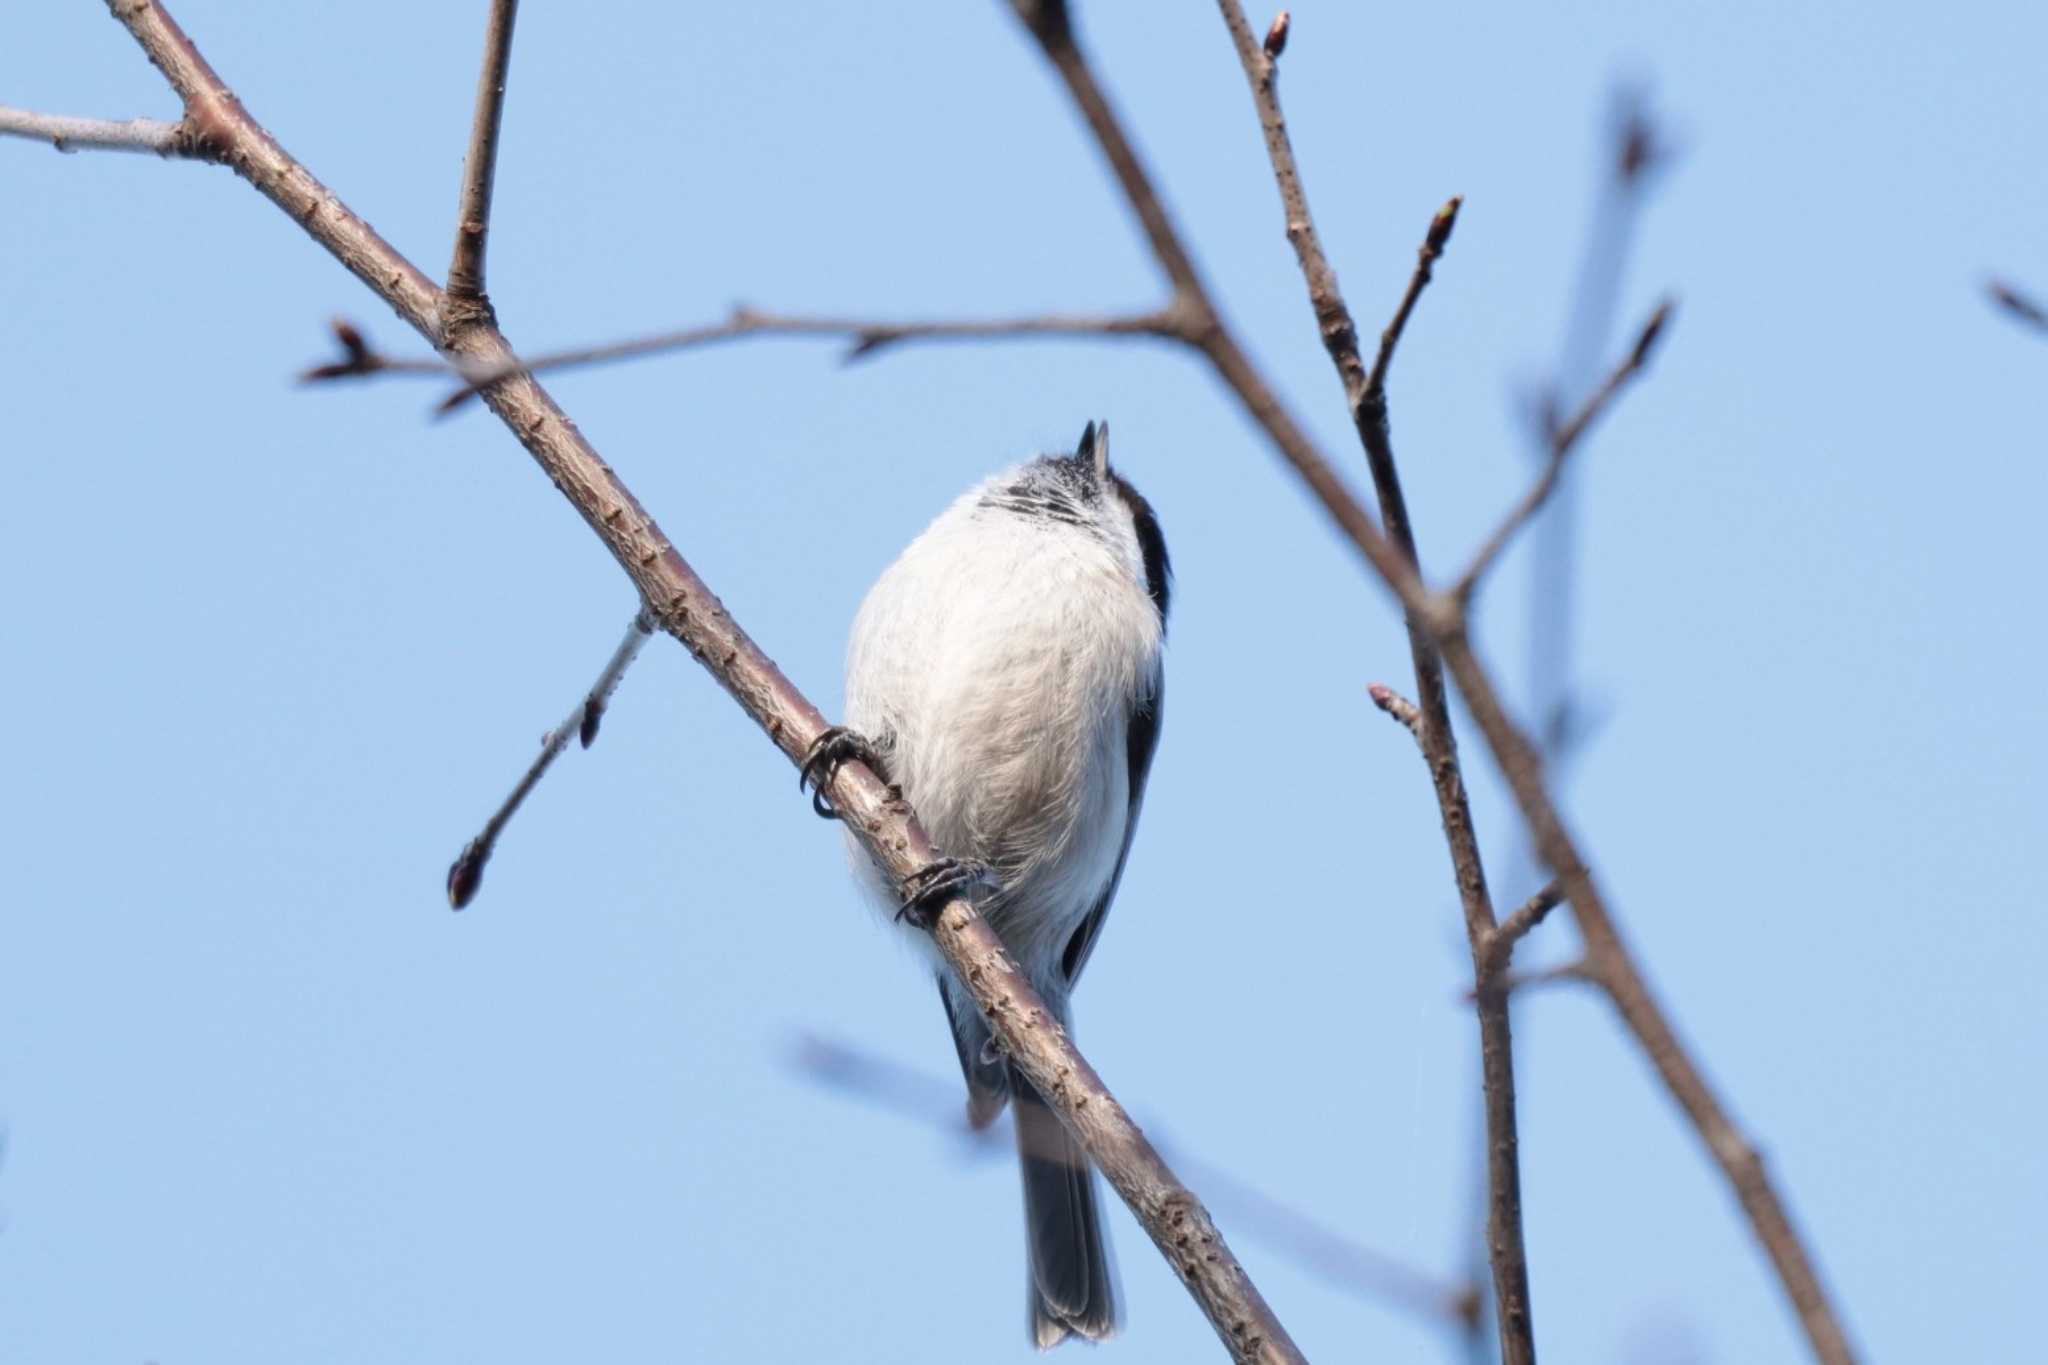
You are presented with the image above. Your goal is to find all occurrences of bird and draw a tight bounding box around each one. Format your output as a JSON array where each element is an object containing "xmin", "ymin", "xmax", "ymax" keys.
[{"xmin": 801, "ymin": 420, "xmax": 1169, "ymax": 1346}]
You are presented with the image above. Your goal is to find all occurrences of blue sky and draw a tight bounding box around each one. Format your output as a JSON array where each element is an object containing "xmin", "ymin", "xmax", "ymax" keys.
[{"xmin": 3, "ymin": 2, "xmax": 2043, "ymax": 1362}]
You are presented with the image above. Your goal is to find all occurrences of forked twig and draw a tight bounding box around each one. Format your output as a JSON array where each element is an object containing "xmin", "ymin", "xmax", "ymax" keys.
[{"xmin": 1217, "ymin": 4, "xmax": 1532, "ymax": 1357}]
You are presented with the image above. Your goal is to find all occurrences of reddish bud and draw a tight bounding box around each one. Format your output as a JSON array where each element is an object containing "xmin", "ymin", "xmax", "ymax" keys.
[
  {"xmin": 1263, "ymin": 11, "xmax": 1291, "ymax": 59},
  {"xmin": 1426, "ymin": 196, "xmax": 1463, "ymax": 254},
  {"xmin": 447, "ymin": 841, "xmax": 488, "ymax": 910}
]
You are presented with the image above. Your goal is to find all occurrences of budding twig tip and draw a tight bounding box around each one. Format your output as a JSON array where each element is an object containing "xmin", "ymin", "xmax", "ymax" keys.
[
  {"xmin": 1263, "ymin": 11, "xmax": 1291, "ymax": 60},
  {"xmin": 1426, "ymin": 196, "xmax": 1463, "ymax": 252},
  {"xmin": 1631, "ymin": 298, "xmax": 1676, "ymax": 368},
  {"xmin": 447, "ymin": 842, "xmax": 487, "ymax": 910}
]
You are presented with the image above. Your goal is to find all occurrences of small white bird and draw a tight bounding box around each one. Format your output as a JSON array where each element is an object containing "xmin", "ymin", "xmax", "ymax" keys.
[{"xmin": 802, "ymin": 421, "xmax": 1169, "ymax": 1347}]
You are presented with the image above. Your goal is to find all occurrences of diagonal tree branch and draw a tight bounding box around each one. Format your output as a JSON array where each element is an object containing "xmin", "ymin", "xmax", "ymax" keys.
[
  {"xmin": 1214, "ymin": 4, "xmax": 1533, "ymax": 1359},
  {"xmin": 72, "ymin": 3, "xmax": 1305, "ymax": 1360},
  {"xmin": 447, "ymin": 0, "xmax": 521, "ymax": 303}
]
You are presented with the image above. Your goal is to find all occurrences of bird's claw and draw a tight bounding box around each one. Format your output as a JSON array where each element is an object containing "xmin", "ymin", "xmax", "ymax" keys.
[
  {"xmin": 897, "ymin": 857, "xmax": 997, "ymax": 930},
  {"xmin": 799, "ymin": 726, "xmax": 885, "ymax": 820}
]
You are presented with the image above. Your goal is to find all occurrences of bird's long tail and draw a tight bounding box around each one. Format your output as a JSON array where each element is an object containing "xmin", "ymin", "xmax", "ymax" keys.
[{"xmin": 1012, "ymin": 1064, "xmax": 1119, "ymax": 1348}]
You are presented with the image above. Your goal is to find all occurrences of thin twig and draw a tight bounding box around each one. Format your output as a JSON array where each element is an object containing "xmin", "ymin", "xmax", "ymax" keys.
[
  {"xmin": 1986, "ymin": 278, "xmax": 2048, "ymax": 334},
  {"xmin": 446, "ymin": 0, "xmax": 520, "ymax": 303},
  {"xmin": 297, "ymin": 318, "xmax": 451, "ymax": 382},
  {"xmin": 1215, "ymin": 5, "xmax": 1533, "ymax": 1359},
  {"xmin": 1495, "ymin": 959, "xmax": 1593, "ymax": 997},
  {"xmin": 0, "ymin": 104, "xmax": 191, "ymax": 155},
  {"xmin": 1368, "ymin": 198, "xmax": 1463, "ymax": 397},
  {"xmin": 1018, "ymin": 4, "xmax": 1857, "ymax": 1360},
  {"xmin": 1488, "ymin": 881, "xmax": 1565, "ymax": 970},
  {"xmin": 1454, "ymin": 300, "xmax": 1673, "ymax": 601},
  {"xmin": 80, "ymin": 5, "xmax": 1302, "ymax": 1360},
  {"xmin": 447, "ymin": 610, "xmax": 653, "ymax": 909},
  {"xmin": 1460, "ymin": 959, "xmax": 1594, "ymax": 1002},
  {"xmin": 792, "ymin": 1032, "xmax": 1480, "ymax": 1331},
  {"xmin": 425, "ymin": 306, "xmax": 1186, "ymax": 412},
  {"xmin": 297, "ymin": 307, "xmax": 1184, "ymax": 410}
]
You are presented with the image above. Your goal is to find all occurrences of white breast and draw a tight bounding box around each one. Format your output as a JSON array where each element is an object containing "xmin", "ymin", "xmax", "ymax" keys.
[{"xmin": 844, "ymin": 483, "xmax": 1163, "ymax": 983}]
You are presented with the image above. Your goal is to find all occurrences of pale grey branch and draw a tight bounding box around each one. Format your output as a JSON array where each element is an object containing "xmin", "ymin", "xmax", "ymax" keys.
[{"xmin": 0, "ymin": 104, "xmax": 188, "ymax": 155}]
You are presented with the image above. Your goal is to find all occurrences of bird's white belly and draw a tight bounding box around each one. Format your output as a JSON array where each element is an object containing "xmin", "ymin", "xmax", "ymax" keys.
[{"xmin": 843, "ymin": 517, "xmax": 1157, "ymax": 982}]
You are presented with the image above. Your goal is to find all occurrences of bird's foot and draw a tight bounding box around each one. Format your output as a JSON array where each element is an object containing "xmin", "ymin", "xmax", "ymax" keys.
[
  {"xmin": 897, "ymin": 857, "xmax": 997, "ymax": 930},
  {"xmin": 799, "ymin": 726, "xmax": 887, "ymax": 820}
]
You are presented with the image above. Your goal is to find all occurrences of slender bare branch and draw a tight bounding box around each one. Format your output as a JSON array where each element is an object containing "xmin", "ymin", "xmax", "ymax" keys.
[
  {"xmin": 0, "ymin": 104, "xmax": 194, "ymax": 155},
  {"xmin": 447, "ymin": 610, "xmax": 653, "ymax": 909},
  {"xmin": 1017, "ymin": 4, "xmax": 1856, "ymax": 1360},
  {"xmin": 85, "ymin": 4, "xmax": 1301, "ymax": 1359},
  {"xmin": 1215, "ymin": 5, "xmax": 1533, "ymax": 1359},
  {"xmin": 1986, "ymin": 277, "xmax": 2048, "ymax": 334},
  {"xmin": 296, "ymin": 317, "xmax": 453, "ymax": 382},
  {"xmin": 297, "ymin": 308, "xmax": 1184, "ymax": 410},
  {"xmin": 1488, "ymin": 881, "xmax": 1564, "ymax": 969},
  {"xmin": 425, "ymin": 305, "xmax": 1187, "ymax": 412},
  {"xmin": 1368, "ymin": 197, "xmax": 1463, "ymax": 397},
  {"xmin": 793, "ymin": 1032, "xmax": 1480, "ymax": 1331},
  {"xmin": 446, "ymin": 0, "xmax": 520, "ymax": 302},
  {"xmin": 1454, "ymin": 300, "xmax": 1673, "ymax": 601},
  {"xmin": 1472, "ymin": 959, "xmax": 1593, "ymax": 1000}
]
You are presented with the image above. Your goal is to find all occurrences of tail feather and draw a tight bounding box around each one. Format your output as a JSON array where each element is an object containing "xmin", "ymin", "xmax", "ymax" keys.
[{"xmin": 1013, "ymin": 1065, "xmax": 1118, "ymax": 1347}]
